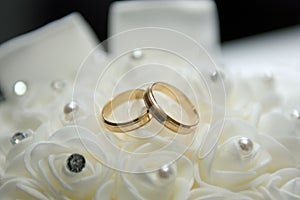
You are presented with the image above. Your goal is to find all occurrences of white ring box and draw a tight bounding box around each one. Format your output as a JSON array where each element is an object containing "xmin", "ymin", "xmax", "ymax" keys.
[
  {"xmin": 108, "ymin": 0, "xmax": 220, "ymax": 60},
  {"xmin": 0, "ymin": 13, "xmax": 99, "ymax": 100}
]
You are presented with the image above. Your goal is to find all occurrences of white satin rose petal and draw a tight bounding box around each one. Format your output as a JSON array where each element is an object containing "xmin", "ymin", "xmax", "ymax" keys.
[
  {"xmin": 260, "ymin": 168, "xmax": 300, "ymax": 200},
  {"xmin": 0, "ymin": 122, "xmax": 52, "ymax": 179},
  {"xmin": 227, "ymin": 74, "xmax": 281, "ymax": 120},
  {"xmin": 258, "ymin": 112, "xmax": 296, "ymax": 137},
  {"xmin": 258, "ymin": 111, "xmax": 300, "ymax": 164},
  {"xmin": 188, "ymin": 186, "xmax": 265, "ymax": 200},
  {"xmin": 0, "ymin": 178, "xmax": 51, "ymax": 200}
]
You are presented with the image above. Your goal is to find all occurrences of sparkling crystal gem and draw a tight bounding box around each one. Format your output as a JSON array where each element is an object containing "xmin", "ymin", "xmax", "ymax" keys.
[
  {"xmin": 66, "ymin": 153, "xmax": 86, "ymax": 173},
  {"xmin": 238, "ymin": 137, "xmax": 253, "ymax": 155},
  {"xmin": 131, "ymin": 48, "xmax": 143, "ymax": 59},
  {"xmin": 13, "ymin": 81, "xmax": 27, "ymax": 96},
  {"xmin": 11, "ymin": 132, "xmax": 28, "ymax": 145},
  {"xmin": 64, "ymin": 101, "xmax": 79, "ymax": 115}
]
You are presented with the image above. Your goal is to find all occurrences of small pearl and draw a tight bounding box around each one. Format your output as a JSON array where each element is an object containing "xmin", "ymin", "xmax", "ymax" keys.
[
  {"xmin": 210, "ymin": 71, "xmax": 218, "ymax": 82},
  {"xmin": 11, "ymin": 132, "xmax": 28, "ymax": 145},
  {"xmin": 131, "ymin": 48, "xmax": 143, "ymax": 60},
  {"xmin": 210, "ymin": 70, "xmax": 225, "ymax": 82},
  {"xmin": 64, "ymin": 101, "xmax": 79, "ymax": 115},
  {"xmin": 147, "ymin": 164, "xmax": 176, "ymax": 187},
  {"xmin": 51, "ymin": 80, "xmax": 66, "ymax": 92},
  {"xmin": 238, "ymin": 137, "xmax": 253, "ymax": 156},
  {"xmin": 66, "ymin": 153, "xmax": 86, "ymax": 173},
  {"xmin": 13, "ymin": 81, "xmax": 27, "ymax": 96},
  {"xmin": 291, "ymin": 109, "xmax": 300, "ymax": 119},
  {"xmin": 158, "ymin": 165, "xmax": 174, "ymax": 181}
]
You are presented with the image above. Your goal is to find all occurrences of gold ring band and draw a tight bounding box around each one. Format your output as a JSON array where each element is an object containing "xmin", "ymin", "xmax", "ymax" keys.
[
  {"xmin": 143, "ymin": 82, "xmax": 199, "ymax": 134},
  {"xmin": 102, "ymin": 89, "xmax": 152, "ymax": 132}
]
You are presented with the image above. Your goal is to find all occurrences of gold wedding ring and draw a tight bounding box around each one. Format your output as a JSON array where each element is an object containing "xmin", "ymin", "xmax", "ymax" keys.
[
  {"xmin": 101, "ymin": 89, "xmax": 152, "ymax": 132},
  {"xmin": 101, "ymin": 82, "xmax": 199, "ymax": 134},
  {"xmin": 143, "ymin": 82, "xmax": 199, "ymax": 134}
]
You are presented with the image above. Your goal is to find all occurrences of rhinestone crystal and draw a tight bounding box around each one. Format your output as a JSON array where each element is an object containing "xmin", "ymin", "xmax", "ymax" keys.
[
  {"xmin": 148, "ymin": 164, "xmax": 177, "ymax": 187},
  {"xmin": 13, "ymin": 81, "xmax": 27, "ymax": 96},
  {"xmin": 11, "ymin": 132, "xmax": 28, "ymax": 145},
  {"xmin": 238, "ymin": 137, "xmax": 254, "ymax": 156},
  {"xmin": 66, "ymin": 153, "xmax": 86, "ymax": 173}
]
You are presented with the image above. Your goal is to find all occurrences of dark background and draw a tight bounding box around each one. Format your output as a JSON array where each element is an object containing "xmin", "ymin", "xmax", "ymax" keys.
[
  {"xmin": 1, "ymin": 0, "xmax": 300, "ymax": 44},
  {"xmin": 1, "ymin": 0, "xmax": 300, "ymax": 99}
]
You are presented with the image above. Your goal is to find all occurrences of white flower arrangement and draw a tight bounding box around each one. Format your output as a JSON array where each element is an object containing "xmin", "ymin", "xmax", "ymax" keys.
[
  {"xmin": 0, "ymin": 11, "xmax": 300, "ymax": 200},
  {"xmin": 1, "ymin": 61, "xmax": 300, "ymax": 200}
]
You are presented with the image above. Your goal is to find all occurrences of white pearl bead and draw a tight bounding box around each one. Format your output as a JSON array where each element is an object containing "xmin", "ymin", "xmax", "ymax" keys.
[
  {"xmin": 158, "ymin": 165, "xmax": 173, "ymax": 179},
  {"xmin": 154, "ymin": 164, "xmax": 176, "ymax": 186},
  {"xmin": 238, "ymin": 137, "xmax": 253, "ymax": 156},
  {"xmin": 291, "ymin": 109, "xmax": 300, "ymax": 119},
  {"xmin": 63, "ymin": 101, "xmax": 79, "ymax": 122},
  {"xmin": 210, "ymin": 70, "xmax": 225, "ymax": 82},
  {"xmin": 64, "ymin": 101, "xmax": 79, "ymax": 115},
  {"xmin": 131, "ymin": 48, "xmax": 143, "ymax": 59},
  {"xmin": 13, "ymin": 81, "xmax": 27, "ymax": 96},
  {"xmin": 210, "ymin": 71, "xmax": 218, "ymax": 82}
]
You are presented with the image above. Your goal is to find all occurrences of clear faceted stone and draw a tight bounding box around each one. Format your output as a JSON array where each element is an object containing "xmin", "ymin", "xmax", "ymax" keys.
[
  {"xmin": 11, "ymin": 132, "xmax": 28, "ymax": 145},
  {"xmin": 66, "ymin": 153, "xmax": 86, "ymax": 173},
  {"xmin": 13, "ymin": 81, "xmax": 27, "ymax": 96},
  {"xmin": 238, "ymin": 137, "xmax": 253, "ymax": 155}
]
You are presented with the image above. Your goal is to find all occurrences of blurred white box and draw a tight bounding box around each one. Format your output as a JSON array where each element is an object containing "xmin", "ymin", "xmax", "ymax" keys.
[
  {"xmin": 108, "ymin": 0, "xmax": 220, "ymax": 60},
  {"xmin": 0, "ymin": 13, "xmax": 99, "ymax": 99}
]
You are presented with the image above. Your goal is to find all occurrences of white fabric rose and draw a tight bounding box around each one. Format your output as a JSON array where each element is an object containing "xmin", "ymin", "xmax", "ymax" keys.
[
  {"xmin": 194, "ymin": 118, "xmax": 295, "ymax": 191},
  {"xmin": 258, "ymin": 96, "xmax": 300, "ymax": 137},
  {"xmin": 96, "ymin": 135, "xmax": 194, "ymax": 200},
  {"xmin": 1, "ymin": 126, "xmax": 114, "ymax": 199},
  {"xmin": 0, "ymin": 119, "xmax": 51, "ymax": 178},
  {"xmin": 227, "ymin": 74, "xmax": 281, "ymax": 122},
  {"xmin": 188, "ymin": 185, "xmax": 265, "ymax": 200},
  {"xmin": 0, "ymin": 177, "xmax": 52, "ymax": 200},
  {"xmin": 257, "ymin": 98, "xmax": 300, "ymax": 164}
]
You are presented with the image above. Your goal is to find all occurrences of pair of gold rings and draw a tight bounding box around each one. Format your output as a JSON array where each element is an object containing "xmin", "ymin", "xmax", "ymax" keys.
[{"xmin": 101, "ymin": 82, "xmax": 199, "ymax": 134}]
